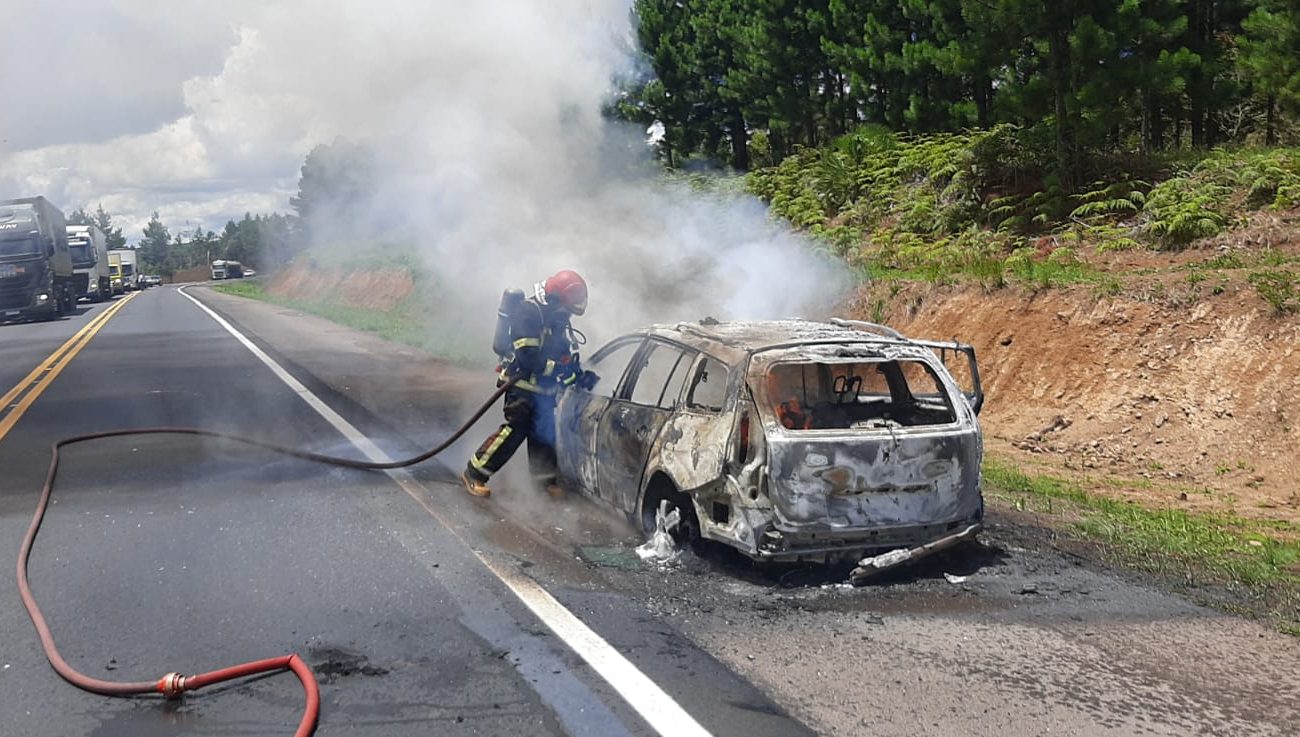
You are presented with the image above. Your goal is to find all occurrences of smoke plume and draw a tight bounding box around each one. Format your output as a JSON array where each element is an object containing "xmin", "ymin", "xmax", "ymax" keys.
[{"xmin": 260, "ymin": 0, "xmax": 849, "ymax": 351}]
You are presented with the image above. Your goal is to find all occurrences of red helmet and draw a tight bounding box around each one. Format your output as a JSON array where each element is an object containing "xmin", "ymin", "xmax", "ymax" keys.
[{"xmin": 543, "ymin": 269, "xmax": 588, "ymax": 315}]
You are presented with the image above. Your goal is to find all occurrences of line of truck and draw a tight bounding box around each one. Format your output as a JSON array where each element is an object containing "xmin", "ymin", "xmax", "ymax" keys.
[{"xmin": 0, "ymin": 196, "xmax": 142, "ymax": 323}]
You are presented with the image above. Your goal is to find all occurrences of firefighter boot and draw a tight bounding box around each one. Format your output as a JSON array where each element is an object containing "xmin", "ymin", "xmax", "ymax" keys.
[{"xmin": 461, "ymin": 469, "xmax": 491, "ymax": 498}]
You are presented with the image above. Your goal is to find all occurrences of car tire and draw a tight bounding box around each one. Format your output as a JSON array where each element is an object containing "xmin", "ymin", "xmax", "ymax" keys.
[{"xmin": 640, "ymin": 476, "xmax": 700, "ymax": 546}]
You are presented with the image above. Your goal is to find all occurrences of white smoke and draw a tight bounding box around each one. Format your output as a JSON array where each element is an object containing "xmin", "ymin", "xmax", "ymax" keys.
[
  {"xmin": 253, "ymin": 0, "xmax": 848, "ymax": 350},
  {"xmin": 3, "ymin": 0, "xmax": 850, "ymax": 350}
]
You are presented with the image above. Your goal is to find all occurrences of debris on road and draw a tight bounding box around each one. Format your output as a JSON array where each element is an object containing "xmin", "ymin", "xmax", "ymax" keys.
[
  {"xmin": 849, "ymin": 523, "xmax": 981, "ymax": 584},
  {"xmin": 943, "ymin": 573, "xmax": 970, "ymax": 584},
  {"xmin": 636, "ymin": 500, "xmax": 683, "ymax": 564}
]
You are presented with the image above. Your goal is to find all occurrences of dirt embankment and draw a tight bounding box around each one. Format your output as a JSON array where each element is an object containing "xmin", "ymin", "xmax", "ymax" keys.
[
  {"xmin": 265, "ymin": 266, "xmax": 415, "ymax": 310},
  {"xmin": 850, "ymin": 256, "xmax": 1300, "ymax": 525}
]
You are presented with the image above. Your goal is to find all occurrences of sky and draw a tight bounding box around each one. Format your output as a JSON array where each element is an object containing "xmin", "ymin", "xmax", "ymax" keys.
[
  {"xmin": 1, "ymin": 2, "xmax": 281, "ymax": 236},
  {"xmin": 0, "ymin": 0, "xmax": 846, "ymax": 344}
]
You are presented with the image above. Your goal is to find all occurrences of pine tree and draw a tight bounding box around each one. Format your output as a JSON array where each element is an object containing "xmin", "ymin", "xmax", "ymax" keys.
[
  {"xmin": 137, "ymin": 213, "xmax": 170, "ymax": 274},
  {"xmin": 1240, "ymin": 0, "xmax": 1300, "ymax": 144},
  {"xmin": 92, "ymin": 204, "xmax": 128, "ymax": 250}
]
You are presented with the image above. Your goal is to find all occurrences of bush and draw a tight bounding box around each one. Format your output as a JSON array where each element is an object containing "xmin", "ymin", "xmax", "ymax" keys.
[{"xmin": 1248, "ymin": 270, "xmax": 1299, "ymax": 314}]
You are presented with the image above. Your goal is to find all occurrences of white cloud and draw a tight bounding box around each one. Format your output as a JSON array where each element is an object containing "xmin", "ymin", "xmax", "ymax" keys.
[{"xmin": 0, "ymin": 1, "xmax": 241, "ymax": 150}]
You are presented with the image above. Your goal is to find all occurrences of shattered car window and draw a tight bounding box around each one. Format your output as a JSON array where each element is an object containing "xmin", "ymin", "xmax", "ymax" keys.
[
  {"xmin": 587, "ymin": 340, "xmax": 640, "ymax": 398},
  {"xmin": 765, "ymin": 360, "xmax": 956, "ymax": 430},
  {"xmin": 628, "ymin": 342, "xmax": 693, "ymax": 408},
  {"xmin": 686, "ymin": 356, "xmax": 729, "ymax": 412}
]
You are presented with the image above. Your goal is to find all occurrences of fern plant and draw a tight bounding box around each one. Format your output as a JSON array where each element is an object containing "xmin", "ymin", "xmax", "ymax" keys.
[
  {"xmin": 1141, "ymin": 176, "xmax": 1232, "ymax": 248},
  {"xmin": 1070, "ymin": 179, "xmax": 1149, "ymax": 219}
]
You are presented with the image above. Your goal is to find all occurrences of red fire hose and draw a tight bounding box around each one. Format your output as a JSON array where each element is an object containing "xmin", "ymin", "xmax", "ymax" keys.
[{"xmin": 17, "ymin": 381, "xmax": 512, "ymax": 736}]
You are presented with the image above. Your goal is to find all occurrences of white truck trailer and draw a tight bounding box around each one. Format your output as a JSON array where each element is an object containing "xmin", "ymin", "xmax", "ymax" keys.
[{"xmin": 67, "ymin": 225, "xmax": 112, "ymax": 302}]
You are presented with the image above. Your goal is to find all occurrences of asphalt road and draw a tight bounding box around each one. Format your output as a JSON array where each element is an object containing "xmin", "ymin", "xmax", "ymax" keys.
[
  {"xmin": 3, "ymin": 285, "xmax": 1298, "ymax": 737},
  {"xmin": 0, "ymin": 287, "xmax": 810, "ymax": 737}
]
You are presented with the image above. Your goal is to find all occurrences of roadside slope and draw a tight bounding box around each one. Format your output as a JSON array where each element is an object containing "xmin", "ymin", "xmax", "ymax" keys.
[{"xmin": 851, "ymin": 273, "xmax": 1300, "ymax": 525}]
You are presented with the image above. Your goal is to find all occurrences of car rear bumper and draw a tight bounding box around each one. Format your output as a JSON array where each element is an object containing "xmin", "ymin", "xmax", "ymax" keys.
[{"xmin": 750, "ymin": 514, "xmax": 984, "ymax": 563}]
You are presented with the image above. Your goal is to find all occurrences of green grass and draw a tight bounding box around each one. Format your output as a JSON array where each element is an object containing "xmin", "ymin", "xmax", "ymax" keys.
[
  {"xmin": 748, "ymin": 126, "xmax": 1300, "ymax": 288},
  {"xmin": 211, "ymin": 280, "xmax": 482, "ymax": 365},
  {"xmin": 984, "ymin": 457, "xmax": 1300, "ymax": 632}
]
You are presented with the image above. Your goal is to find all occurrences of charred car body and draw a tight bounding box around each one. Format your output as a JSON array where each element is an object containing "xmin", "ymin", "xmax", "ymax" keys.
[{"xmin": 555, "ymin": 319, "xmax": 985, "ymax": 562}]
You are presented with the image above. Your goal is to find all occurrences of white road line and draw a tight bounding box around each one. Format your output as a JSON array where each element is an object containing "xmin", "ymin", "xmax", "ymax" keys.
[{"xmin": 179, "ymin": 287, "xmax": 715, "ymax": 737}]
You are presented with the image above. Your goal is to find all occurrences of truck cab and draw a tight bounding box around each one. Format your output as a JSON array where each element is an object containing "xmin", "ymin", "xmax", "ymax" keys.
[
  {"xmin": 108, "ymin": 252, "xmax": 124, "ymax": 295},
  {"xmin": 108, "ymin": 249, "xmax": 138, "ymax": 291},
  {"xmin": 0, "ymin": 197, "xmax": 76, "ymax": 321},
  {"xmin": 67, "ymin": 225, "xmax": 112, "ymax": 302}
]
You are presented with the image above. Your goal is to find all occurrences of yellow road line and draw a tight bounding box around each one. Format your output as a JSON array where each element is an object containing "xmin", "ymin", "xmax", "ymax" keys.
[
  {"xmin": 0, "ymin": 294, "xmax": 137, "ymax": 443},
  {"xmin": 0, "ymin": 301, "xmax": 126, "ymax": 411}
]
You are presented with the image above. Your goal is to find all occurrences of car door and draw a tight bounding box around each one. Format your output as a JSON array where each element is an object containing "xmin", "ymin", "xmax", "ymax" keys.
[
  {"xmin": 555, "ymin": 337, "xmax": 642, "ymax": 496},
  {"xmin": 595, "ymin": 340, "xmax": 695, "ymax": 514},
  {"xmin": 652, "ymin": 353, "xmax": 734, "ymax": 489}
]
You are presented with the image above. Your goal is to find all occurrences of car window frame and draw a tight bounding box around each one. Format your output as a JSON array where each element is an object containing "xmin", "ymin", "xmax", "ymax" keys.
[
  {"xmin": 682, "ymin": 351, "xmax": 733, "ymax": 415},
  {"xmin": 584, "ymin": 336, "xmax": 646, "ymax": 400},
  {"xmin": 622, "ymin": 338, "xmax": 697, "ymax": 409},
  {"xmin": 760, "ymin": 355, "xmax": 963, "ymax": 433}
]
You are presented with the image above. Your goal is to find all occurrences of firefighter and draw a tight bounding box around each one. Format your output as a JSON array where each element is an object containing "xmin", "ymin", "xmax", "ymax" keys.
[{"xmin": 462, "ymin": 269, "xmax": 592, "ymax": 498}]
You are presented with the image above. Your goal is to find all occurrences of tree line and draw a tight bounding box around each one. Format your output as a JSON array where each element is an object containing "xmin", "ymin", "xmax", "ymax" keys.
[
  {"xmin": 626, "ymin": 0, "xmax": 1300, "ymax": 180},
  {"xmin": 68, "ymin": 205, "xmax": 299, "ymax": 279},
  {"xmin": 67, "ymin": 139, "xmax": 367, "ymax": 278}
]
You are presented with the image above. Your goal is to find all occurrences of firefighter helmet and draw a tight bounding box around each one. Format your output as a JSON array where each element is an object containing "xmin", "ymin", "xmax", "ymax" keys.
[{"xmin": 542, "ymin": 270, "xmax": 588, "ymax": 316}]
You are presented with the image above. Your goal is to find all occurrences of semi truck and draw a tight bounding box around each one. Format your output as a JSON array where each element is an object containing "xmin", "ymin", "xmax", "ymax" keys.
[
  {"xmin": 0, "ymin": 196, "xmax": 77, "ymax": 321},
  {"xmin": 107, "ymin": 252, "xmax": 124, "ymax": 294},
  {"xmin": 211, "ymin": 259, "xmax": 244, "ymax": 279},
  {"xmin": 67, "ymin": 224, "xmax": 112, "ymax": 302},
  {"xmin": 109, "ymin": 249, "xmax": 139, "ymax": 291}
]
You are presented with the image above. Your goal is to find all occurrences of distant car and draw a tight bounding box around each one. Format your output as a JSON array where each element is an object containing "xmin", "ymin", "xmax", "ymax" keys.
[
  {"xmin": 139, "ymin": 275, "xmax": 162, "ymax": 288},
  {"xmin": 555, "ymin": 319, "xmax": 986, "ymax": 563}
]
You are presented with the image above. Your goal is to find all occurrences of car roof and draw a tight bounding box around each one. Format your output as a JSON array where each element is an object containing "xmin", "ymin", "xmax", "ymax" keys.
[{"xmin": 636, "ymin": 319, "xmax": 919, "ymax": 364}]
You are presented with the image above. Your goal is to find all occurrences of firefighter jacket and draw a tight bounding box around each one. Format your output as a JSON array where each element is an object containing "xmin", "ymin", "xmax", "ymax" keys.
[{"xmin": 499, "ymin": 298, "xmax": 582, "ymax": 394}]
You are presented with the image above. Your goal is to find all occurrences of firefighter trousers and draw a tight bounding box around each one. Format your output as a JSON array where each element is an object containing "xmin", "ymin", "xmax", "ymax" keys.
[{"xmin": 465, "ymin": 388, "xmax": 558, "ymax": 486}]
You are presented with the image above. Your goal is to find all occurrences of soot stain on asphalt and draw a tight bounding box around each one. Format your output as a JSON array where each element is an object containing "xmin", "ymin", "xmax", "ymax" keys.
[
  {"xmin": 309, "ymin": 644, "xmax": 390, "ymax": 683},
  {"xmin": 565, "ymin": 503, "xmax": 1214, "ymax": 634}
]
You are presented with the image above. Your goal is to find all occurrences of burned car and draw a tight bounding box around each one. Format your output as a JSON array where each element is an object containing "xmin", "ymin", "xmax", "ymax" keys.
[{"xmin": 555, "ymin": 318, "xmax": 985, "ymax": 563}]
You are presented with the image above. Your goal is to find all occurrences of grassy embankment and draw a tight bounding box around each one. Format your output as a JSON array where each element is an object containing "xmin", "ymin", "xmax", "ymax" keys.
[
  {"xmin": 215, "ymin": 278, "xmax": 423, "ymax": 343},
  {"xmin": 748, "ymin": 125, "xmax": 1300, "ymax": 311},
  {"xmin": 749, "ymin": 125, "xmax": 1300, "ymax": 629},
  {"xmin": 211, "ymin": 251, "xmax": 480, "ymax": 365},
  {"xmin": 984, "ymin": 459, "xmax": 1300, "ymax": 633}
]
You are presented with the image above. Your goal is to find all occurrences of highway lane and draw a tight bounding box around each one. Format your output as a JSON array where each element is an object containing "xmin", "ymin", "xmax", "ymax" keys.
[{"xmin": 0, "ymin": 285, "xmax": 810, "ymax": 737}]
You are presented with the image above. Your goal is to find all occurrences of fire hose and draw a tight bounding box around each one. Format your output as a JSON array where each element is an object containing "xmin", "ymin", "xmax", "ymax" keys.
[{"xmin": 17, "ymin": 381, "xmax": 514, "ymax": 737}]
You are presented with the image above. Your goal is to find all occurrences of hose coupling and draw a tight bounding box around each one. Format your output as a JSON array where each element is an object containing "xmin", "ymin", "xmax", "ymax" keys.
[{"xmin": 157, "ymin": 672, "xmax": 188, "ymax": 699}]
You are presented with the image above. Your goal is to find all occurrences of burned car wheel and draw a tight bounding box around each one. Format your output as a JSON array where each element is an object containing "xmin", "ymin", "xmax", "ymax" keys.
[{"xmin": 640, "ymin": 475, "xmax": 700, "ymax": 545}]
